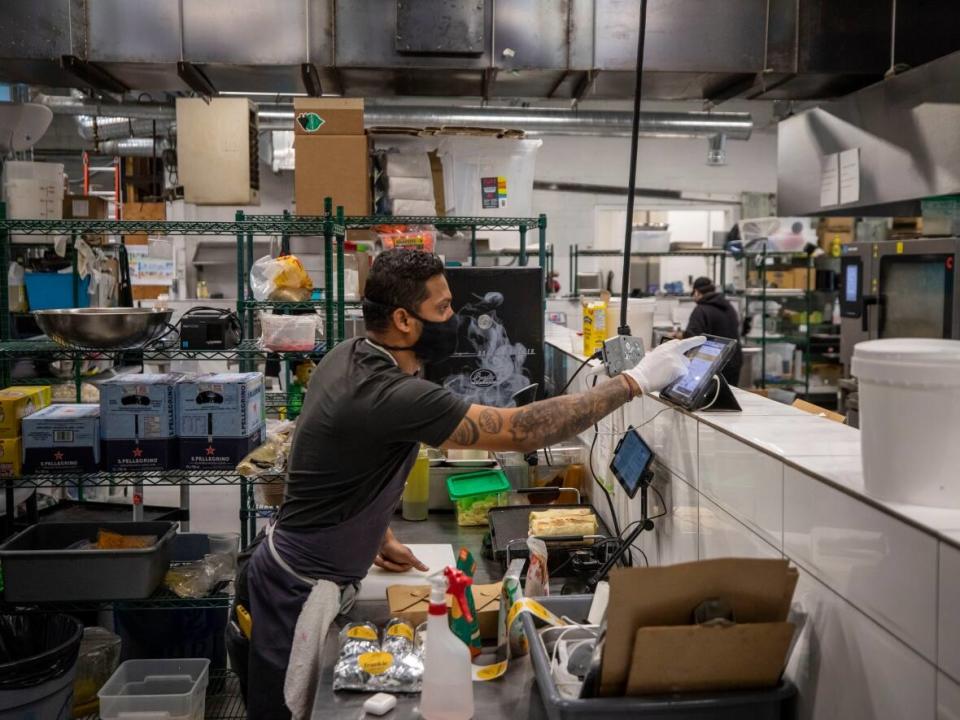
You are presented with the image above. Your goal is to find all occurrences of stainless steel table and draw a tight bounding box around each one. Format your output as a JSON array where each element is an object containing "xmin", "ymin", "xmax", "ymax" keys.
[{"xmin": 310, "ymin": 514, "xmax": 550, "ymax": 719}]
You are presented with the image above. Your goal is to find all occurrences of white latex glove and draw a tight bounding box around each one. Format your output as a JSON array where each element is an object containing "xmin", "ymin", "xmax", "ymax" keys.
[{"xmin": 625, "ymin": 336, "xmax": 707, "ymax": 395}]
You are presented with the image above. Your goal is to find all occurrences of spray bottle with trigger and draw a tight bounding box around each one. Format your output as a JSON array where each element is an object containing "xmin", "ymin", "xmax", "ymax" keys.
[{"xmin": 420, "ymin": 567, "xmax": 475, "ymax": 720}]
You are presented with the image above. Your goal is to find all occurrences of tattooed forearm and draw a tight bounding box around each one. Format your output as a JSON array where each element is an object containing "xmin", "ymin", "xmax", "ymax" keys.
[
  {"xmin": 477, "ymin": 408, "xmax": 503, "ymax": 434},
  {"xmin": 451, "ymin": 415, "xmax": 480, "ymax": 445},
  {"xmin": 507, "ymin": 376, "xmax": 632, "ymax": 451}
]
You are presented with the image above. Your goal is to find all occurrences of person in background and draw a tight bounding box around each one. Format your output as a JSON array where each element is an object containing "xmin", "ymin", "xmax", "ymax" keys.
[{"xmin": 679, "ymin": 276, "xmax": 743, "ymax": 386}]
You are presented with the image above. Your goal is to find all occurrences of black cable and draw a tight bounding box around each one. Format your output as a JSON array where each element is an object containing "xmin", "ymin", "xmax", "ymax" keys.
[
  {"xmin": 618, "ymin": 0, "xmax": 650, "ymax": 335},
  {"xmin": 559, "ymin": 350, "xmax": 602, "ymax": 395}
]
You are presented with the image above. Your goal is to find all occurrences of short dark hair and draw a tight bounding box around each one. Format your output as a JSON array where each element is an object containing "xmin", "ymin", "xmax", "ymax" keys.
[
  {"xmin": 692, "ymin": 276, "xmax": 716, "ymax": 295},
  {"xmin": 362, "ymin": 250, "xmax": 446, "ymax": 332}
]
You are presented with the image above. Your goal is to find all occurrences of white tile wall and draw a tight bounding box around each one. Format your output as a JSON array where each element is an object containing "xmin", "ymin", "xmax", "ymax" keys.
[
  {"xmin": 783, "ymin": 466, "xmax": 939, "ymax": 663},
  {"xmin": 786, "ymin": 567, "xmax": 936, "ymax": 720},
  {"xmin": 645, "ymin": 466, "xmax": 699, "ymax": 567},
  {"xmin": 939, "ymin": 673, "xmax": 960, "ymax": 720},
  {"xmin": 941, "ymin": 543, "xmax": 960, "ymax": 682},
  {"xmin": 639, "ymin": 396, "xmax": 698, "ymax": 485},
  {"xmin": 698, "ymin": 424, "xmax": 783, "ymax": 550},
  {"xmin": 699, "ymin": 495, "xmax": 781, "ymax": 560}
]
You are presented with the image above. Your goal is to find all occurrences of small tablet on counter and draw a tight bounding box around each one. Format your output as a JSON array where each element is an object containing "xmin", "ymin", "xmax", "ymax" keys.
[{"xmin": 660, "ymin": 335, "xmax": 737, "ymax": 410}]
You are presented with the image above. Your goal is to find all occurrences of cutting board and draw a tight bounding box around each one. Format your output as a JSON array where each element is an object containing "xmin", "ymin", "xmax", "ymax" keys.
[{"xmin": 357, "ymin": 544, "xmax": 457, "ymax": 601}]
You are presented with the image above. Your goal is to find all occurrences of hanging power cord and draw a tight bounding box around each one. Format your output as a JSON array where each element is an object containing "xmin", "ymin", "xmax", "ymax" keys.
[{"xmin": 616, "ymin": 0, "xmax": 650, "ymax": 336}]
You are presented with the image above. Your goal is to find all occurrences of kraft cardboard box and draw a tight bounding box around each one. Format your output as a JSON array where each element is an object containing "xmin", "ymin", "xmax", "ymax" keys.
[
  {"xmin": 0, "ymin": 437, "xmax": 22, "ymax": 478},
  {"xmin": 293, "ymin": 98, "xmax": 364, "ymax": 136},
  {"xmin": 179, "ymin": 428, "xmax": 265, "ymax": 470},
  {"xmin": 100, "ymin": 373, "xmax": 182, "ymax": 440},
  {"xmin": 177, "ymin": 373, "xmax": 264, "ymax": 438},
  {"xmin": 0, "ymin": 386, "xmax": 52, "ymax": 439},
  {"xmin": 22, "ymin": 404, "xmax": 101, "ymax": 474},
  {"xmin": 387, "ymin": 582, "xmax": 502, "ymax": 640},
  {"xmin": 295, "ymin": 134, "xmax": 371, "ymax": 216},
  {"xmin": 601, "ymin": 558, "xmax": 798, "ymax": 697}
]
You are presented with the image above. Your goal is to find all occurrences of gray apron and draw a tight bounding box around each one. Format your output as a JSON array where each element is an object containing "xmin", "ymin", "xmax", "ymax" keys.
[{"xmin": 245, "ymin": 446, "xmax": 418, "ymax": 720}]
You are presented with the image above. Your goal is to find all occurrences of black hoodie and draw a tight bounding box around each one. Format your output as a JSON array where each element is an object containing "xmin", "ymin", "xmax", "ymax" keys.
[{"xmin": 683, "ymin": 291, "xmax": 743, "ymax": 385}]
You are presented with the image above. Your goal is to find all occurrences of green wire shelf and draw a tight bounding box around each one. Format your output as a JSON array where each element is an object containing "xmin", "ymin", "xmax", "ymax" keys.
[
  {"xmin": 241, "ymin": 299, "xmax": 362, "ymax": 312},
  {"xmin": 10, "ymin": 469, "xmax": 282, "ymax": 488},
  {"xmin": 244, "ymin": 213, "xmax": 543, "ymax": 230},
  {"xmin": 1, "ymin": 586, "xmax": 232, "ymax": 613},
  {"xmin": 0, "ymin": 219, "xmax": 345, "ymax": 236},
  {"xmin": 0, "ymin": 339, "xmax": 329, "ymax": 362}
]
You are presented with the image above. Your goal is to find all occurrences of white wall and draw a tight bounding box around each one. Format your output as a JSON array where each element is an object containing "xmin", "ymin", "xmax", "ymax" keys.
[{"xmin": 534, "ymin": 109, "xmax": 779, "ymax": 294}]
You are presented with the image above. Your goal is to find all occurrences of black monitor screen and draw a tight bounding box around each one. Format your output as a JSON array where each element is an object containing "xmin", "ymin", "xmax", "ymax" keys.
[
  {"xmin": 880, "ymin": 255, "xmax": 953, "ymax": 338},
  {"xmin": 610, "ymin": 429, "xmax": 654, "ymax": 499}
]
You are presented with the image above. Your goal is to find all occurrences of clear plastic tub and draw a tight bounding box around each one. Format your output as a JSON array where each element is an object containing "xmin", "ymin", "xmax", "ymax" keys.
[
  {"xmin": 447, "ymin": 470, "xmax": 510, "ymax": 527},
  {"xmin": 259, "ymin": 312, "xmax": 318, "ymax": 351},
  {"xmin": 98, "ymin": 659, "xmax": 210, "ymax": 720}
]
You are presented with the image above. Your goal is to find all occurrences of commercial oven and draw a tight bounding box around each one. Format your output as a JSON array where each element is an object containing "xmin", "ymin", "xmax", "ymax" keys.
[{"xmin": 839, "ymin": 237, "xmax": 960, "ymax": 372}]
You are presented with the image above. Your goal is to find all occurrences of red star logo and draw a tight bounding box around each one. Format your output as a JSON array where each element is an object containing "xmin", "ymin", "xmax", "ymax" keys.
[
  {"xmin": 53, "ymin": 451, "xmax": 64, "ymax": 461},
  {"xmin": 205, "ymin": 445, "xmax": 216, "ymax": 456},
  {"xmin": 132, "ymin": 447, "xmax": 143, "ymax": 458}
]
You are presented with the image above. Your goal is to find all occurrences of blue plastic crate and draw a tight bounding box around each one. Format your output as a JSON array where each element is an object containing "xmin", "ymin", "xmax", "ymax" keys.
[{"xmin": 24, "ymin": 273, "xmax": 91, "ymax": 310}]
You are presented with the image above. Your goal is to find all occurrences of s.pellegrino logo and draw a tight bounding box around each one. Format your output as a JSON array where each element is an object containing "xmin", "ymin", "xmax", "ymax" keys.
[{"xmin": 296, "ymin": 112, "xmax": 325, "ymax": 133}]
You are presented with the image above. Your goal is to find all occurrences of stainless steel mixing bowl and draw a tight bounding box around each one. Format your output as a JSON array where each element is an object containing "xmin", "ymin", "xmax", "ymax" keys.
[{"xmin": 34, "ymin": 308, "xmax": 174, "ymax": 349}]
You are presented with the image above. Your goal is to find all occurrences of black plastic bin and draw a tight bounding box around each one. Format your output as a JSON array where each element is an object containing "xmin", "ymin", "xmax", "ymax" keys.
[
  {"xmin": 522, "ymin": 595, "xmax": 797, "ymax": 720},
  {"xmin": 114, "ymin": 533, "xmax": 229, "ymax": 679},
  {"xmin": 0, "ymin": 613, "xmax": 83, "ymax": 720},
  {"xmin": 0, "ymin": 522, "xmax": 176, "ymax": 602}
]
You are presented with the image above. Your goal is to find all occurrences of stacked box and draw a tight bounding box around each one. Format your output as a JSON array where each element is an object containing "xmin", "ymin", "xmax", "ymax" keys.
[
  {"xmin": 23, "ymin": 404, "xmax": 100, "ymax": 474},
  {"xmin": 177, "ymin": 373, "xmax": 265, "ymax": 469},
  {"xmin": 0, "ymin": 386, "xmax": 52, "ymax": 477},
  {"xmin": 100, "ymin": 374, "xmax": 182, "ymax": 472}
]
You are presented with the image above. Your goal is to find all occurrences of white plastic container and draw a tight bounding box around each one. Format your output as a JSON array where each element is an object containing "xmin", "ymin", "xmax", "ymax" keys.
[
  {"xmin": 259, "ymin": 312, "xmax": 318, "ymax": 351},
  {"xmin": 98, "ymin": 659, "xmax": 209, "ymax": 720},
  {"xmin": 630, "ymin": 228, "xmax": 671, "ymax": 253},
  {"xmin": 852, "ymin": 338, "xmax": 960, "ymax": 508},
  {"xmin": 606, "ymin": 297, "xmax": 656, "ymax": 350}
]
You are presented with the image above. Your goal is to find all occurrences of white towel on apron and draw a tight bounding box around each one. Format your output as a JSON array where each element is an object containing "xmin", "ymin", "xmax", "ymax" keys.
[{"xmin": 266, "ymin": 523, "xmax": 343, "ymax": 720}]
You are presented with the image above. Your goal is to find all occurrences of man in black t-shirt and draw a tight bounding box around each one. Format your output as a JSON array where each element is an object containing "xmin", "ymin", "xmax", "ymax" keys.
[
  {"xmin": 682, "ymin": 276, "xmax": 743, "ymax": 386},
  {"xmin": 239, "ymin": 250, "xmax": 703, "ymax": 719}
]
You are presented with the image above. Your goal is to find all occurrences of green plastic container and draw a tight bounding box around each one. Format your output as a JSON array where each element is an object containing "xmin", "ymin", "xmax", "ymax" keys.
[{"xmin": 446, "ymin": 470, "xmax": 511, "ymax": 527}]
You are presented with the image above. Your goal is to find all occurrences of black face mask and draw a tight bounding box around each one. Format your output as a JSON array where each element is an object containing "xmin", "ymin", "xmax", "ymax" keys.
[{"xmin": 364, "ymin": 299, "xmax": 460, "ymax": 364}]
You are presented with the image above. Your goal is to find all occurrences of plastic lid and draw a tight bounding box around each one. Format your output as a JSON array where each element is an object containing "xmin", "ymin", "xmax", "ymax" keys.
[
  {"xmin": 852, "ymin": 338, "xmax": 960, "ymax": 386},
  {"xmin": 446, "ymin": 470, "xmax": 510, "ymax": 500}
]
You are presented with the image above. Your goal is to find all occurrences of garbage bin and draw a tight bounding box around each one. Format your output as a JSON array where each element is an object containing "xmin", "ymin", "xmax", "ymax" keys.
[{"xmin": 0, "ymin": 613, "xmax": 84, "ymax": 720}]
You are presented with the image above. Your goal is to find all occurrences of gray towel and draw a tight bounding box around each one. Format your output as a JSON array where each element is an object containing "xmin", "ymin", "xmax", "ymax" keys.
[{"xmin": 284, "ymin": 578, "xmax": 340, "ymax": 720}]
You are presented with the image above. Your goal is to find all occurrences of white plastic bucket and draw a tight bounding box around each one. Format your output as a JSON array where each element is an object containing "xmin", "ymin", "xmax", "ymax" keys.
[
  {"xmin": 606, "ymin": 297, "xmax": 656, "ymax": 350},
  {"xmin": 852, "ymin": 338, "xmax": 960, "ymax": 507}
]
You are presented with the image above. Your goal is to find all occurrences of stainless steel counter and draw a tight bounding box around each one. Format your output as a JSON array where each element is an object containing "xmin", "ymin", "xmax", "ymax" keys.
[{"xmin": 310, "ymin": 514, "xmax": 547, "ymax": 719}]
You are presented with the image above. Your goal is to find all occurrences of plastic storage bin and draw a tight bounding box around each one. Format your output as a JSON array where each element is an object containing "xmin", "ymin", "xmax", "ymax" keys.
[
  {"xmin": 24, "ymin": 272, "xmax": 91, "ymax": 310},
  {"xmin": 98, "ymin": 659, "xmax": 210, "ymax": 720},
  {"xmin": 853, "ymin": 338, "xmax": 960, "ymax": 508},
  {"xmin": 259, "ymin": 312, "xmax": 318, "ymax": 351},
  {"xmin": 0, "ymin": 521, "xmax": 176, "ymax": 602},
  {"xmin": 0, "ymin": 614, "xmax": 83, "ymax": 720},
  {"xmin": 446, "ymin": 469, "xmax": 510, "ymax": 526},
  {"xmin": 522, "ymin": 595, "xmax": 797, "ymax": 720}
]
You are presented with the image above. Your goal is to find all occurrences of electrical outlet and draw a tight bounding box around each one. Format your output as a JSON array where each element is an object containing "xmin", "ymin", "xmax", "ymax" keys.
[{"xmin": 602, "ymin": 335, "xmax": 646, "ymax": 376}]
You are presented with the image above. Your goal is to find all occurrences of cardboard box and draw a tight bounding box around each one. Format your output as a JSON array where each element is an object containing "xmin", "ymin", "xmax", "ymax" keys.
[
  {"xmin": 177, "ymin": 373, "xmax": 264, "ymax": 438},
  {"xmin": 179, "ymin": 428, "xmax": 265, "ymax": 470},
  {"xmin": 293, "ymin": 98, "xmax": 364, "ymax": 136},
  {"xmin": 123, "ymin": 202, "xmax": 169, "ymax": 299},
  {"xmin": 295, "ymin": 134, "xmax": 371, "ymax": 216},
  {"xmin": 823, "ymin": 216, "xmax": 854, "ymax": 232},
  {"xmin": 102, "ymin": 437, "xmax": 178, "ymax": 472},
  {"xmin": 0, "ymin": 437, "xmax": 22, "ymax": 478},
  {"xmin": 0, "ymin": 386, "xmax": 52, "ymax": 439},
  {"xmin": 22, "ymin": 404, "xmax": 101, "ymax": 474},
  {"xmin": 100, "ymin": 373, "xmax": 182, "ymax": 440},
  {"xmin": 387, "ymin": 582, "xmax": 502, "ymax": 640},
  {"xmin": 601, "ymin": 558, "xmax": 798, "ymax": 697},
  {"xmin": 342, "ymin": 251, "xmax": 371, "ymax": 299},
  {"xmin": 429, "ymin": 151, "xmax": 446, "ymax": 216},
  {"xmin": 63, "ymin": 195, "xmax": 109, "ymax": 220}
]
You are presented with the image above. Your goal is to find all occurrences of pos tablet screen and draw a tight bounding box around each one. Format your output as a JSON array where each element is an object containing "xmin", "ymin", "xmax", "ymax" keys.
[
  {"xmin": 610, "ymin": 428, "xmax": 655, "ymax": 499},
  {"xmin": 660, "ymin": 336, "xmax": 736, "ymax": 410}
]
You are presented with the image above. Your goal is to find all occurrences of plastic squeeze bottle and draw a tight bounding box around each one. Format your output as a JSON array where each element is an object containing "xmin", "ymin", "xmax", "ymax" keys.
[{"xmin": 420, "ymin": 567, "xmax": 475, "ymax": 720}]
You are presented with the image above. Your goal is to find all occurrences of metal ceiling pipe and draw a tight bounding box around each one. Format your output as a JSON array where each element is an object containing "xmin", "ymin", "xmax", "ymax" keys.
[
  {"xmin": 95, "ymin": 137, "xmax": 171, "ymax": 157},
  {"xmin": 75, "ymin": 115, "xmax": 175, "ymax": 142},
  {"xmin": 35, "ymin": 93, "xmax": 177, "ymax": 120}
]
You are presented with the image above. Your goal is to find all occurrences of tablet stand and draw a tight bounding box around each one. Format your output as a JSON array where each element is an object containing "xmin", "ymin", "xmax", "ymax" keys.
[{"xmin": 698, "ymin": 374, "xmax": 742, "ymax": 412}]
